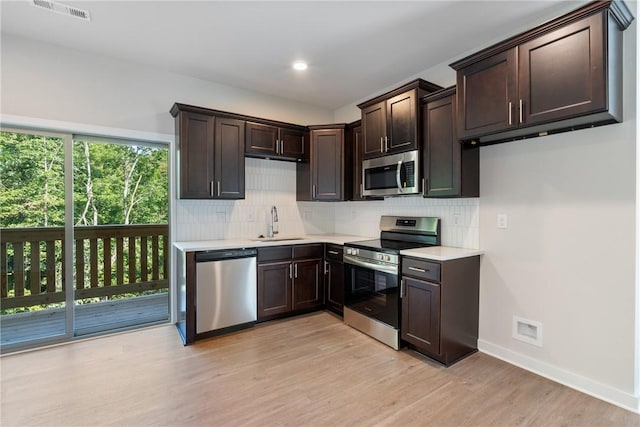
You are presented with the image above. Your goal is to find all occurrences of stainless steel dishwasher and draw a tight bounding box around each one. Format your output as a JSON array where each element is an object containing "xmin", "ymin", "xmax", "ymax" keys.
[{"xmin": 195, "ymin": 248, "xmax": 257, "ymax": 334}]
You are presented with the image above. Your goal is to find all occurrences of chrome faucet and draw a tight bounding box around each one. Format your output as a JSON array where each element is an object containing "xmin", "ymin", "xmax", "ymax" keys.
[{"xmin": 268, "ymin": 205, "xmax": 279, "ymax": 238}]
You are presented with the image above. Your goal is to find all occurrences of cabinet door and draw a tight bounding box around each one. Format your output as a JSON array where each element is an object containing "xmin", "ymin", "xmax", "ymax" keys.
[
  {"xmin": 311, "ymin": 128, "xmax": 343, "ymax": 201},
  {"xmin": 178, "ymin": 112, "xmax": 214, "ymax": 199},
  {"xmin": 351, "ymin": 126, "xmax": 365, "ymax": 200},
  {"xmin": 245, "ymin": 122, "xmax": 278, "ymax": 156},
  {"xmin": 325, "ymin": 260, "xmax": 344, "ymax": 314},
  {"xmin": 280, "ymin": 128, "xmax": 305, "ymax": 159},
  {"xmin": 257, "ymin": 261, "xmax": 292, "ymax": 321},
  {"xmin": 292, "ymin": 259, "xmax": 323, "ymax": 311},
  {"xmin": 456, "ymin": 49, "xmax": 517, "ymax": 140},
  {"xmin": 401, "ymin": 277, "xmax": 441, "ymax": 356},
  {"xmin": 519, "ymin": 13, "xmax": 605, "ymax": 126},
  {"xmin": 215, "ymin": 118, "xmax": 245, "ymax": 199},
  {"xmin": 387, "ymin": 90, "xmax": 417, "ymax": 153},
  {"xmin": 423, "ymin": 94, "xmax": 460, "ymax": 197},
  {"xmin": 361, "ymin": 101, "xmax": 386, "ymax": 159}
]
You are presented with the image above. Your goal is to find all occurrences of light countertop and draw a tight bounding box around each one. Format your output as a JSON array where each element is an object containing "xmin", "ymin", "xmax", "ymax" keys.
[
  {"xmin": 174, "ymin": 235, "xmax": 482, "ymax": 261},
  {"xmin": 400, "ymin": 246, "xmax": 483, "ymax": 261},
  {"xmin": 173, "ymin": 234, "xmax": 375, "ymax": 252}
]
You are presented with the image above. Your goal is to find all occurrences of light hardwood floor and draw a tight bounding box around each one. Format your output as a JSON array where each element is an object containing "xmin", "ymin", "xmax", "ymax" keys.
[{"xmin": 1, "ymin": 311, "xmax": 638, "ymax": 426}]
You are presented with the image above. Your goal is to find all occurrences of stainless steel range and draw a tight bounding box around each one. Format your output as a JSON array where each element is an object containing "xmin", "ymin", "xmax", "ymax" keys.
[{"xmin": 343, "ymin": 216, "xmax": 440, "ymax": 349}]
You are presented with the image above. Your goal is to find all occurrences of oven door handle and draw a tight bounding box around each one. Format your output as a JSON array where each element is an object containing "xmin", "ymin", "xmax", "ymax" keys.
[
  {"xmin": 396, "ymin": 160, "xmax": 404, "ymax": 193},
  {"xmin": 344, "ymin": 255, "xmax": 398, "ymax": 275}
]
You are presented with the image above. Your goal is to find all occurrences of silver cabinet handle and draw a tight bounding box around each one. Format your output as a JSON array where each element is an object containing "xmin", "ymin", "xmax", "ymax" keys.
[
  {"xmin": 508, "ymin": 101, "xmax": 512, "ymax": 125},
  {"xmin": 421, "ymin": 178, "xmax": 426, "ymax": 197},
  {"xmin": 280, "ymin": 139, "xmax": 284, "ymax": 155},
  {"xmin": 324, "ymin": 261, "xmax": 329, "ymax": 274},
  {"xmin": 289, "ymin": 263, "xmax": 293, "ymax": 279},
  {"xmin": 408, "ymin": 266, "xmax": 427, "ymax": 273},
  {"xmin": 294, "ymin": 263, "xmax": 298, "ymax": 278},
  {"xmin": 519, "ymin": 99, "xmax": 523, "ymax": 124},
  {"xmin": 396, "ymin": 160, "xmax": 404, "ymax": 193},
  {"xmin": 210, "ymin": 181, "xmax": 214, "ymax": 197},
  {"xmin": 400, "ymin": 279, "xmax": 405, "ymax": 298},
  {"xmin": 380, "ymin": 137, "xmax": 384, "ymax": 153},
  {"xmin": 217, "ymin": 181, "xmax": 221, "ymax": 197},
  {"xmin": 328, "ymin": 250, "xmax": 339, "ymax": 255},
  {"xmin": 312, "ymin": 184, "xmax": 316, "ymax": 199},
  {"xmin": 384, "ymin": 136, "xmax": 388, "ymax": 152}
]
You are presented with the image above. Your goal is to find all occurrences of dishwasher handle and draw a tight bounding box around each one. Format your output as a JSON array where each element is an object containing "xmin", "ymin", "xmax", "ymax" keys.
[{"xmin": 195, "ymin": 248, "xmax": 257, "ymax": 262}]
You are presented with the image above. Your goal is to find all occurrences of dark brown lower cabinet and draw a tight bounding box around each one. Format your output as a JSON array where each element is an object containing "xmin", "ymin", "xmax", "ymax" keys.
[
  {"xmin": 324, "ymin": 244, "xmax": 344, "ymax": 315},
  {"xmin": 257, "ymin": 261, "xmax": 292, "ymax": 319},
  {"xmin": 401, "ymin": 255, "xmax": 480, "ymax": 365},
  {"xmin": 402, "ymin": 277, "xmax": 441, "ymax": 356},
  {"xmin": 257, "ymin": 245, "xmax": 323, "ymax": 321},
  {"xmin": 292, "ymin": 259, "xmax": 323, "ymax": 311}
]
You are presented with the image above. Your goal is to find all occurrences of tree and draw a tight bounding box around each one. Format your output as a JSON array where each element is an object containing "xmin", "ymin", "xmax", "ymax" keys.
[{"xmin": 0, "ymin": 132, "xmax": 65, "ymax": 227}]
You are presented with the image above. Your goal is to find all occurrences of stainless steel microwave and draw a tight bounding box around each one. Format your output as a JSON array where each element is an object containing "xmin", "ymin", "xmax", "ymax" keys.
[{"xmin": 362, "ymin": 150, "xmax": 420, "ymax": 197}]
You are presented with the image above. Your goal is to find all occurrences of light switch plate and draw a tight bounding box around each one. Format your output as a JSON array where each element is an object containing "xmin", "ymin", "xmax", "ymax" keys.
[{"xmin": 497, "ymin": 213, "xmax": 508, "ymax": 229}]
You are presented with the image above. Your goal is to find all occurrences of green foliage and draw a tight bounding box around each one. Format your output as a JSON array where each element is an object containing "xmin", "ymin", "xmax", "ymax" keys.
[
  {"xmin": 0, "ymin": 132, "xmax": 65, "ymax": 227},
  {"xmin": 1, "ymin": 132, "xmax": 168, "ymax": 228},
  {"xmin": 1, "ymin": 131, "xmax": 169, "ymax": 315}
]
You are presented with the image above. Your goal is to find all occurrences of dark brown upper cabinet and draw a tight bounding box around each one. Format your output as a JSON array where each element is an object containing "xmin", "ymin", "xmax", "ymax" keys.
[
  {"xmin": 245, "ymin": 122, "xmax": 307, "ymax": 161},
  {"xmin": 451, "ymin": 0, "xmax": 634, "ymax": 145},
  {"xmin": 296, "ymin": 124, "xmax": 351, "ymax": 202},
  {"xmin": 171, "ymin": 104, "xmax": 245, "ymax": 200},
  {"xmin": 422, "ymin": 88, "xmax": 479, "ymax": 198},
  {"xmin": 358, "ymin": 79, "xmax": 442, "ymax": 159}
]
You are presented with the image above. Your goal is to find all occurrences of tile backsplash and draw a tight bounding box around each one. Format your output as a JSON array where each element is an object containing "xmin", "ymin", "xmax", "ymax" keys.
[
  {"xmin": 175, "ymin": 158, "xmax": 334, "ymax": 241},
  {"xmin": 334, "ymin": 197, "xmax": 479, "ymax": 248},
  {"xmin": 176, "ymin": 157, "xmax": 479, "ymax": 249}
]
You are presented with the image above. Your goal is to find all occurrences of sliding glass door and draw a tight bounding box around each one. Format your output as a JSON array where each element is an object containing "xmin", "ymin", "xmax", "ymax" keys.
[
  {"xmin": 1, "ymin": 129, "xmax": 169, "ymax": 352},
  {"xmin": 0, "ymin": 130, "xmax": 74, "ymax": 348},
  {"xmin": 71, "ymin": 137, "xmax": 169, "ymax": 336}
]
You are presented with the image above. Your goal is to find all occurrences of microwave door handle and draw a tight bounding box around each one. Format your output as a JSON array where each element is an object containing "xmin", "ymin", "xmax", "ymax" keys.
[{"xmin": 396, "ymin": 160, "xmax": 404, "ymax": 193}]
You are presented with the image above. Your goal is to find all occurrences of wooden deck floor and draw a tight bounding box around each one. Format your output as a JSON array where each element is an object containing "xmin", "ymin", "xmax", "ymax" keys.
[
  {"xmin": 1, "ymin": 293, "xmax": 169, "ymax": 346},
  {"xmin": 1, "ymin": 311, "xmax": 638, "ymax": 426}
]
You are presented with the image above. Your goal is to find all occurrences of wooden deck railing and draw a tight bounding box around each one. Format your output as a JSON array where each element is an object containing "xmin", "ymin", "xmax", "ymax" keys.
[{"xmin": 0, "ymin": 224, "xmax": 168, "ymax": 310}]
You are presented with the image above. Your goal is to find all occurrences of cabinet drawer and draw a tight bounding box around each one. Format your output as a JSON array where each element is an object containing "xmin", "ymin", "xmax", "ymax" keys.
[
  {"xmin": 325, "ymin": 244, "xmax": 343, "ymax": 262},
  {"xmin": 402, "ymin": 258, "xmax": 441, "ymax": 282},
  {"xmin": 257, "ymin": 246, "xmax": 292, "ymax": 263},
  {"xmin": 293, "ymin": 244, "xmax": 323, "ymax": 260}
]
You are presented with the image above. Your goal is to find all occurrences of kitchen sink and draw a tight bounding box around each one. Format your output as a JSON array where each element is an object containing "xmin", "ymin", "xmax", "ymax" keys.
[{"xmin": 252, "ymin": 237, "xmax": 305, "ymax": 242}]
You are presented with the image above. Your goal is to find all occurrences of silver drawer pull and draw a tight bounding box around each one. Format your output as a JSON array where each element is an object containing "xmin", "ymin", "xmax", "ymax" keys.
[
  {"xmin": 328, "ymin": 250, "xmax": 339, "ymax": 255},
  {"xmin": 408, "ymin": 266, "xmax": 428, "ymax": 273}
]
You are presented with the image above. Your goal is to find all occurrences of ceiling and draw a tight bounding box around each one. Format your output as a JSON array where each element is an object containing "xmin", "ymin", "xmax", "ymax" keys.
[{"xmin": 1, "ymin": 0, "xmax": 588, "ymax": 110}]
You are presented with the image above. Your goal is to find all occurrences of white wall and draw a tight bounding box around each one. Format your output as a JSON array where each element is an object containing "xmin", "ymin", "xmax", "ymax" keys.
[
  {"xmin": 331, "ymin": 3, "xmax": 639, "ymax": 412},
  {"xmin": 1, "ymin": 34, "xmax": 333, "ymax": 135},
  {"xmin": 477, "ymin": 13, "xmax": 637, "ymax": 409}
]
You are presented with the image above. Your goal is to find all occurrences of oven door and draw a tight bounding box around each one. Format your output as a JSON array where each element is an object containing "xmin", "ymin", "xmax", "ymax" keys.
[{"xmin": 344, "ymin": 257, "xmax": 399, "ymax": 328}]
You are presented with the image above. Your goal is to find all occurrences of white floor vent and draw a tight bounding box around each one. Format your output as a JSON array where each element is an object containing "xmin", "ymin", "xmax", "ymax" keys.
[
  {"xmin": 512, "ymin": 316, "xmax": 543, "ymax": 347},
  {"xmin": 32, "ymin": 0, "xmax": 91, "ymax": 22}
]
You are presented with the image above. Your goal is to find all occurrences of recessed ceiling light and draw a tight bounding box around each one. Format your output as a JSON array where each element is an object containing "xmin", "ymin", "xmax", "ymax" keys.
[{"xmin": 292, "ymin": 61, "xmax": 308, "ymax": 71}]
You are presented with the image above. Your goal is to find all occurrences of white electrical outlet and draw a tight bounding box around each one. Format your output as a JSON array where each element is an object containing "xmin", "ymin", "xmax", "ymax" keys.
[
  {"xmin": 246, "ymin": 208, "xmax": 256, "ymax": 222},
  {"xmin": 513, "ymin": 316, "xmax": 543, "ymax": 347},
  {"xmin": 497, "ymin": 213, "xmax": 508, "ymax": 229},
  {"xmin": 453, "ymin": 213, "xmax": 462, "ymax": 226}
]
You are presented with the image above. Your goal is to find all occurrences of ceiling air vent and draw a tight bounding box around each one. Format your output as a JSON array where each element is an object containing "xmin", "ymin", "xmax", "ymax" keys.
[{"xmin": 32, "ymin": 0, "xmax": 91, "ymax": 22}]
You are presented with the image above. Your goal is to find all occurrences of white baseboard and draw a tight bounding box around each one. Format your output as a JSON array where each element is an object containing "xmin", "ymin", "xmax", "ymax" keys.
[{"xmin": 478, "ymin": 339, "xmax": 640, "ymax": 414}]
